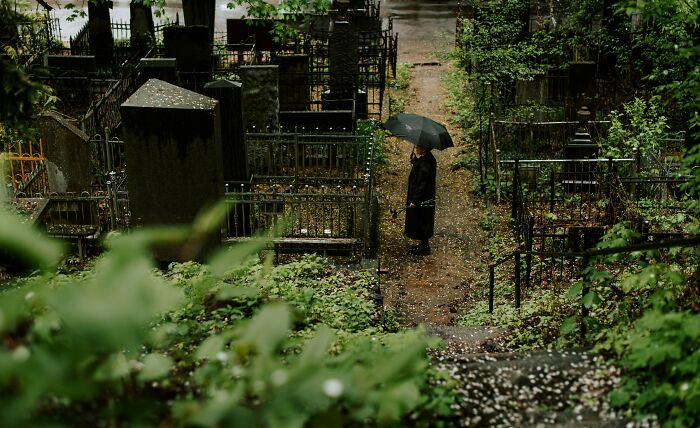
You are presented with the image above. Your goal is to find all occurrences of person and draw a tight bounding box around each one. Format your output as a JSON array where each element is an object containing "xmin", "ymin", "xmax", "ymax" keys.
[{"xmin": 404, "ymin": 145, "xmax": 436, "ymax": 255}]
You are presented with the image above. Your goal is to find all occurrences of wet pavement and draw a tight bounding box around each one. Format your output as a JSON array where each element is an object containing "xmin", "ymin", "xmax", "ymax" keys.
[{"xmin": 32, "ymin": 0, "xmax": 457, "ymax": 50}]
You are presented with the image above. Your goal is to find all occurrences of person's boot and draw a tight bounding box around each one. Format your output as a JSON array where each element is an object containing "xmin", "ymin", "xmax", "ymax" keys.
[{"xmin": 409, "ymin": 243, "xmax": 431, "ymax": 255}]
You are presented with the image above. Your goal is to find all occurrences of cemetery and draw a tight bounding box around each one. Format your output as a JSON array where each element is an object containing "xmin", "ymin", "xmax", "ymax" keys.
[
  {"xmin": 2, "ymin": 0, "xmax": 700, "ymax": 426},
  {"xmin": 4, "ymin": 0, "xmax": 396, "ymax": 261}
]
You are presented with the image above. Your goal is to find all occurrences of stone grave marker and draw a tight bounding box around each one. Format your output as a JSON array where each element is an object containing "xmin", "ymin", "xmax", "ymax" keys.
[
  {"xmin": 137, "ymin": 58, "xmax": 178, "ymax": 85},
  {"xmin": 87, "ymin": 0, "xmax": 114, "ymax": 67},
  {"xmin": 39, "ymin": 112, "xmax": 93, "ymax": 193},
  {"xmin": 202, "ymin": 80, "xmax": 247, "ymax": 181},
  {"xmin": 120, "ymin": 79, "xmax": 223, "ymax": 261},
  {"xmin": 274, "ymin": 54, "xmax": 310, "ymax": 111},
  {"xmin": 240, "ymin": 65, "xmax": 279, "ymax": 131},
  {"xmin": 130, "ymin": 1, "xmax": 155, "ymax": 54}
]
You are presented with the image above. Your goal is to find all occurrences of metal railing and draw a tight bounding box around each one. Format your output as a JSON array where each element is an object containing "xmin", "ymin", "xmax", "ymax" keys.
[
  {"xmin": 488, "ymin": 236, "xmax": 700, "ymax": 335},
  {"xmin": 245, "ymin": 133, "xmax": 372, "ymax": 179}
]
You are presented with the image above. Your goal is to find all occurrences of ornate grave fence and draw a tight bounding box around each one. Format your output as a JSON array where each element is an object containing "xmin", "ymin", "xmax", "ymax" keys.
[
  {"xmin": 495, "ymin": 157, "xmax": 692, "ymax": 289},
  {"xmin": 490, "ymin": 120, "xmax": 610, "ymax": 160},
  {"xmin": 223, "ymin": 132, "xmax": 377, "ymax": 257}
]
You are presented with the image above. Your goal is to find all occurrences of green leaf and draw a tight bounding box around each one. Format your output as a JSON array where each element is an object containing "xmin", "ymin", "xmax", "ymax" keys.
[
  {"xmin": 567, "ymin": 282, "xmax": 583, "ymax": 299},
  {"xmin": 0, "ymin": 207, "xmax": 63, "ymax": 270},
  {"xmin": 560, "ymin": 316, "xmax": 578, "ymax": 336},
  {"xmin": 196, "ymin": 335, "xmax": 227, "ymax": 360},
  {"xmin": 237, "ymin": 304, "xmax": 290, "ymax": 357},
  {"xmin": 582, "ymin": 291, "xmax": 602, "ymax": 309},
  {"xmin": 138, "ymin": 353, "xmax": 173, "ymax": 381},
  {"xmin": 298, "ymin": 326, "xmax": 335, "ymax": 368}
]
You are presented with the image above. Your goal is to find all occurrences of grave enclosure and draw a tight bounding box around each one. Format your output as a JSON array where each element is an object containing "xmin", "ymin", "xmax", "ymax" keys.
[{"xmin": 5, "ymin": 0, "xmax": 395, "ymax": 261}]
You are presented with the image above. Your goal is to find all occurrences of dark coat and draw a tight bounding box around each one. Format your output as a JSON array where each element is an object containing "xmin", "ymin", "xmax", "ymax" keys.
[{"xmin": 404, "ymin": 151, "xmax": 436, "ymax": 241}]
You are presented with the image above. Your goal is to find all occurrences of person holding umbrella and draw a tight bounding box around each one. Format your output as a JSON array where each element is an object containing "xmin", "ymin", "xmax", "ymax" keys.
[
  {"xmin": 405, "ymin": 145, "xmax": 437, "ymax": 255},
  {"xmin": 384, "ymin": 113, "xmax": 454, "ymax": 256}
]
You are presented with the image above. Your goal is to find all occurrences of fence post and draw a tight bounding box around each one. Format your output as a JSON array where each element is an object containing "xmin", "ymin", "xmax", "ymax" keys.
[
  {"xmin": 606, "ymin": 157, "xmax": 614, "ymax": 223},
  {"xmin": 512, "ymin": 158, "xmax": 519, "ymax": 221},
  {"xmin": 526, "ymin": 215, "xmax": 534, "ymax": 289},
  {"xmin": 514, "ymin": 251, "xmax": 521, "ymax": 309},
  {"xmin": 549, "ymin": 169, "xmax": 555, "ymax": 212},
  {"xmin": 581, "ymin": 253, "xmax": 590, "ymax": 337},
  {"xmin": 489, "ymin": 264, "xmax": 495, "ymax": 314}
]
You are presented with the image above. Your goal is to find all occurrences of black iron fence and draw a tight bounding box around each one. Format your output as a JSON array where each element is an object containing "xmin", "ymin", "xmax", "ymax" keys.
[
  {"xmin": 488, "ymin": 236, "xmax": 700, "ymax": 335},
  {"xmin": 504, "ymin": 158, "xmax": 692, "ymax": 249},
  {"xmin": 224, "ymin": 131, "xmax": 376, "ymax": 257},
  {"xmin": 491, "ymin": 119, "xmax": 610, "ymax": 160},
  {"xmin": 245, "ymin": 133, "xmax": 373, "ymax": 179},
  {"xmin": 222, "ymin": 176, "xmax": 375, "ymax": 257}
]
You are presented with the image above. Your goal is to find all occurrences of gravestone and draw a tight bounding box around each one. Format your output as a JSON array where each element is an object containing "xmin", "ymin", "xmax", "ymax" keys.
[
  {"xmin": 163, "ymin": 25, "xmax": 212, "ymax": 89},
  {"xmin": 274, "ymin": 55, "xmax": 310, "ymax": 111},
  {"xmin": 202, "ymin": 80, "xmax": 246, "ymax": 181},
  {"xmin": 202, "ymin": 80, "xmax": 249, "ymax": 238},
  {"xmin": 240, "ymin": 65, "xmax": 279, "ymax": 131},
  {"xmin": 39, "ymin": 112, "xmax": 93, "ymax": 193},
  {"xmin": 328, "ymin": 20, "xmax": 358, "ymax": 102},
  {"xmin": 563, "ymin": 108, "xmax": 598, "ymax": 193},
  {"xmin": 226, "ymin": 19, "xmax": 280, "ymax": 52},
  {"xmin": 129, "ymin": 1, "xmax": 155, "ymax": 54},
  {"xmin": 120, "ymin": 79, "xmax": 223, "ymax": 261},
  {"xmin": 137, "ymin": 58, "xmax": 178, "ymax": 85},
  {"xmin": 182, "ymin": 0, "xmax": 216, "ymax": 43},
  {"xmin": 87, "ymin": 0, "xmax": 113, "ymax": 66}
]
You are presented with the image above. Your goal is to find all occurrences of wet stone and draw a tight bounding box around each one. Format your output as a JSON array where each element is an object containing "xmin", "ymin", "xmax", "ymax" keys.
[
  {"xmin": 202, "ymin": 80, "xmax": 246, "ymax": 181},
  {"xmin": 240, "ymin": 65, "xmax": 279, "ymax": 131},
  {"xmin": 39, "ymin": 112, "xmax": 92, "ymax": 193},
  {"xmin": 120, "ymin": 79, "xmax": 223, "ymax": 261}
]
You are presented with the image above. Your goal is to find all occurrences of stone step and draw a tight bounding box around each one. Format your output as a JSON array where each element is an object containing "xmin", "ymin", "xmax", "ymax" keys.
[
  {"xmin": 426, "ymin": 325, "xmax": 508, "ymax": 354},
  {"xmin": 432, "ymin": 348, "xmax": 628, "ymax": 427}
]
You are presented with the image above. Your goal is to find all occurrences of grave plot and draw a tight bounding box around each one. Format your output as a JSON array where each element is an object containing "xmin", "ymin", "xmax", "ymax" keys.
[
  {"xmin": 495, "ymin": 157, "xmax": 693, "ymax": 291},
  {"xmin": 223, "ymin": 132, "xmax": 376, "ymax": 258}
]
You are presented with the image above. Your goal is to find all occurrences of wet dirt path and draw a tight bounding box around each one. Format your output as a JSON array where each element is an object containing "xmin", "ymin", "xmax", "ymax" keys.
[{"xmin": 377, "ymin": 4, "xmax": 489, "ymax": 327}]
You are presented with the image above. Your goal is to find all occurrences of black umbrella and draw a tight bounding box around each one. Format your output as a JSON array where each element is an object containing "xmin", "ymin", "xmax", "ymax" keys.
[{"xmin": 384, "ymin": 113, "xmax": 454, "ymax": 150}]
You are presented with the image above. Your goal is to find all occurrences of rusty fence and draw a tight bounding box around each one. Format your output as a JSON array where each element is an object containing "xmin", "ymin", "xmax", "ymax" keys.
[{"xmin": 2, "ymin": 139, "xmax": 47, "ymax": 197}]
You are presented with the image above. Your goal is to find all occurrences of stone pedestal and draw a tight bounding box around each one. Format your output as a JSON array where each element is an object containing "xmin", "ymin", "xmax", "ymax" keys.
[
  {"xmin": 87, "ymin": 0, "xmax": 113, "ymax": 67},
  {"xmin": 39, "ymin": 112, "xmax": 93, "ymax": 194},
  {"xmin": 240, "ymin": 65, "xmax": 279, "ymax": 131},
  {"xmin": 163, "ymin": 25, "xmax": 212, "ymax": 90},
  {"xmin": 120, "ymin": 79, "xmax": 223, "ymax": 261},
  {"xmin": 182, "ymin": 0, "xmax": 216, "ymax": 43},
  {"xmin": 137, "ymin": 58, "xmax": 178, "ymax": 85}
]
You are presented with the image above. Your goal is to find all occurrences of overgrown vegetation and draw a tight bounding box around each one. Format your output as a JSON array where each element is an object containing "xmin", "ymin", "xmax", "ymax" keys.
[
  {"xmin": 0, "ymin": 198, "xmax": 457, "ymax": 426},
  {"xmin": 451, "ymin": 0, "xmax": 700, "ymax": 425}
]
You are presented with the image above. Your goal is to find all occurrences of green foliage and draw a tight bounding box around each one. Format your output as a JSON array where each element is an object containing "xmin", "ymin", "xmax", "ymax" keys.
[
  {"xmin": 387, "ymin": 63, "xmax": 412, "ymax": 115},
  {"xmin": 357, "ymin": 119, "xmax": 389, "ymax": 171},
  {"xmin": 455, "ymin": 0, "xmax": 547, "ymax": 85},
  {"xmin": 610, "ymin": 310, "xmax": 700, "ymax": 427},
  {"xmin": 458, "ymin": 288, "xmax": 576, "ymax": 350},
  {"xmin": 599, "ymin": 98, "xmax": 669, "ymax": 159},
  {"xmin": 553, "ymin": 221, "xmax": 700, "ymax": 425},
  {"xmin": 0, "ymin": 197, "xmax": 453, "ymax": 426}
]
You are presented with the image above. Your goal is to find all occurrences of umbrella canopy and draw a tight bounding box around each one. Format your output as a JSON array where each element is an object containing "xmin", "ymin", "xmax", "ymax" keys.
[{"xmin": 384, "ymin": 113, "xmax": 454, "ymax": 150}]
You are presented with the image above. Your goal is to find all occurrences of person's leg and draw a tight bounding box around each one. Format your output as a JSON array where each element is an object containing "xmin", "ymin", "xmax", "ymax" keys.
[{"xmin": 419, "ymin": 238, "xmax": 431, "ymax": 254}]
